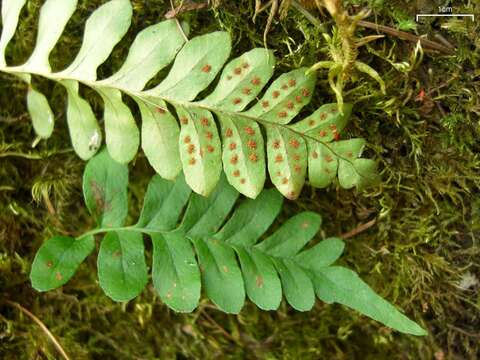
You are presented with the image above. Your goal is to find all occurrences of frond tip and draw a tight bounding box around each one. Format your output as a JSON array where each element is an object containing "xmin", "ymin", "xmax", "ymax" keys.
[
  {"xmin": 30, "ymin": 150, "xmax": 426, "ymax": 336},
  {"xmin": 0, "ymin": 0, "xmax": 378, "ymax": 199}
]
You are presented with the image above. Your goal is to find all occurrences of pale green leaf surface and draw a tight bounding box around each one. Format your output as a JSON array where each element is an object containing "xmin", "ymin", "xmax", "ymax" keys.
[
  {"xmin": 313, "ymin": 266, "xmax": 427, "ymax": 336},
  {"xmin": 0, "ymin": 0, "xmax": 27, "ymax": 66},
  {"xmin": 62, "ymin": 80, "xmax": 102, "ymax": 159},
  {"xmin": 307, "ymin": 141, "xmax": 338, "ymax": 188},
  {"xmin": 150, "ymin": 31, "xmax": 231, "ymax": 101},
  {"xmin": 82, "ymin": 148, "xmax": 128, "ymax": 227},
  {"xmin": 192, "ymin": 238, "xmax": 245, "ymax": 314},
  {"xmin": 202, "ymin": 48, "xmax": 275, "ymax": 110},
  {"xmin": 330, "ymin": 139, "xmax": 366, "ymax": 189},
  {"xmin": 30, "ymin": 235, "xmax": 94, "ymax": 291},
  {"xmin": 245, "ymin": 68, "xmax": 316, "ymax": 124},
  {"xmin": 266, "ymin": 127, "xmax": 307, "ymax": 199},
  {"xmin": 27, "ymin": 87, "xmax": 54, "ymax": 138},
  {"xmin": 256, "ymin": 212, "xmax": 322, "ymax": 257},
  {"xmin": 97, "ymin": 231, "xmax": 148, "ymax": 302},
  {"xmin": 351, "ymin": 158, "xmax": 379, "ymax": 189},
  {"xmin": 136, "ymin": 174, "xmax": 191, "ymax": 231},
  {"xmin": 104, "ymin": 20, "xmax": 187, "ymax": 91},
  {"xmin": 60, "ymin": 0, "xmax": 132, "ymax": 81},
  {"xmin": 234, "ymin": 246, "xmax": 282, "ymax": 310},
  {"xmin": 177, "ymin": 106, "xmax": 222, "ymax": 196},
  {"xmin": 295, "ymin": 238, "xmax": 345, "ymax": 271},
  {"xmin": 216, "ymin": 189, "xmax": 283, "ymax": 246},
  {"xmin": 98, "ymin": 87, "xmax": 139, "ymax": 163},
  {"xmin": 25, "ymin": 0, "xmax": 77, "ymax": 72},
  {"xmin": 138, "ymin": 98, "xmax": 182, "ymax": 179},
  {"xmin": 291, "ymin": 103, "xmax": 352, "ymax": 141},
  {"xmin": 152, "ymin": 232, "xmax": 201, "ymax": 312},
  {"xmin": 219, "ymin": 114, "xmax": 265, "ymax": 198}
]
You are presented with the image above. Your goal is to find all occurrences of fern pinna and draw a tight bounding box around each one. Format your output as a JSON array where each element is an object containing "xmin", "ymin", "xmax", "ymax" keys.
[
  {"xmin": 30, "ymin": 150, "xmax": 425, "ymax": 335},
  {"xmin": 0, "ymin": 0, "xmax": 378, "ymax": 199}
]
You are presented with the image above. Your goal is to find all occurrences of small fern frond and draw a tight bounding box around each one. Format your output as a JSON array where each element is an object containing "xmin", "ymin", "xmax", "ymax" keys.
[
  {"xmin": 30, "ymin": 150, "xmax": 425, "ymax": 336},
  {"xmin": 0, "ymin": 0, "xmax": 378, "ymax": 199}
]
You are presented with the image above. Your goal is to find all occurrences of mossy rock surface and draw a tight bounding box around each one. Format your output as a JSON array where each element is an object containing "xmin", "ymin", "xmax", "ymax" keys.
[{"xmin": 1, "ymin": 1, "xmax": 479, "ymax": 359}]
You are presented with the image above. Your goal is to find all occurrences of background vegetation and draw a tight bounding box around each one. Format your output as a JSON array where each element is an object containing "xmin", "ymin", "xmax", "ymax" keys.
[{"xmin": 1, "ymin": 0, "xmax": 478, "ymax": 358}]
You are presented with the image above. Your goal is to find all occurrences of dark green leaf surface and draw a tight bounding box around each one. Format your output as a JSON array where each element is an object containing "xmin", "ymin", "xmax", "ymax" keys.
[
  {"xmin": 256, "ymin": 212, "xmax": 322, "ymax": 257},
  {"xmin": 192, "ymin": 237, "xmax": 245, "ymax": 314},
  {"xmin": 30, "ymin": 235, "xmax": 95, "ymax": 291},
  {"xmin": 97, "ymin": 231, "xmax": 148, "ymax": 302},
  {"xmin": 273, "ymin": 258, "xmax": 315, "ymax": 311},
  {"xmin": 295, "ymin": 238, "xmax": 345, "ymax": 271},
  {"xmin": 179, "ymin": 175, "xmax": 238, "ymax": 237},
  {"xmin": 234, "ymin": 246, "xmax": 282, "ymax": 310},
  {"xmin": 313, "ymin": 266, "xmax": 427, "ymax": 336},
  {"xmin": 152, "ymin": 232, "xmax": 201, "ymax": 312},
  {"xmin": 82, "ymin": 148, "xmax": 128, "ymax": 227},
  {"xmin": 136, "ymin": 174, "xmax": 191, "ymax": 231},
  {"xmin": 216, "ymin": 189, "xmax": 283, "ymax": 246}
]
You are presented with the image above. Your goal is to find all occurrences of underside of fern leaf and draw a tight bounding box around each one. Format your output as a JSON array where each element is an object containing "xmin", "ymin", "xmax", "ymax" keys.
[
  {"xmin": 30, "ymin": 150, "xmax": 425, "ymax": 336},
  {"xmin": 0, "ymin": 0, "xmax": 379, "ymax": 199}
]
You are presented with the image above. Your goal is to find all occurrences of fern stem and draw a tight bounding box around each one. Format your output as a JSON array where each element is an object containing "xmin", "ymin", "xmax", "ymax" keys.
[{"xmin": 77, "ymin": 226, "xmax": 164, "ymax": 240}]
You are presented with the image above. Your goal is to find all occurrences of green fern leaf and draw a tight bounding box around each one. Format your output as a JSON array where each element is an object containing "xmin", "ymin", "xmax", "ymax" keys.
[
  {"xmin": 29, "ymin": 151, "xmax": 426, "ymax": 336},
  {"xmin": 0, "ymin": 0, "xmax": 379, "ymax": 199}
]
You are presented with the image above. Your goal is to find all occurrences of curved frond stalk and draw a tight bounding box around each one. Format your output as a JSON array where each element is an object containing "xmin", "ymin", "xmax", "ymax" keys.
[
  {"xmin": 0, "ymin": 0, "xmax": 378, "ymax": 198},
  {"xmin": 29, "ymin": 150, "xmax": 426, "ymax": 336}
]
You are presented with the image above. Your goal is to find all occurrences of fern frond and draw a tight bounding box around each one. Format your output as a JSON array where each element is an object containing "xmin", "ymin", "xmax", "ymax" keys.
[
  {"xmin": 30, "ymin": 150, "xmax": 425, "ymax": 336},
  {"xmin": 0, "ymin": 0, "xmax": 378, "ymax": 198}
]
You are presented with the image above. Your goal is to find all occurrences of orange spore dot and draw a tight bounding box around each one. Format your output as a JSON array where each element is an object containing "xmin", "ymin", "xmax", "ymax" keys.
[
  {"xmin": 251, "ymin": 77, "xmax": 261, "ymax": 85},
  {"xmin": 245, "ymin": 127, "xmax": 255, "ymax": 136},
  {"xmin": 289, "ymin": 139, "xmax": 300, "ymax": 148}
]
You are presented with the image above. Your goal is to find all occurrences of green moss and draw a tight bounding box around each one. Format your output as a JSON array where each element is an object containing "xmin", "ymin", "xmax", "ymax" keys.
[{"xmin": 1, "ymin": 0, "xmax": 479, "ymax": 359}]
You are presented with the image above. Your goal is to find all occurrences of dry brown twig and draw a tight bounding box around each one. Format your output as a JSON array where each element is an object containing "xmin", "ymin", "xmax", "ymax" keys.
[
  {"xmin": 340, "ymin": 219, "xmax": 377, "ymax": 239},
  {"xmin": 3, "ymin": 300, "xmax": 71, "ymax": 360}
]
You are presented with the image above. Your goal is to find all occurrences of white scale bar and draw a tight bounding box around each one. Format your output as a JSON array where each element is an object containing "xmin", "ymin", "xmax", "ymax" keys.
[{"xmin": 416, "ymin": 14, "xmax": 475, "ymax": 22}]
